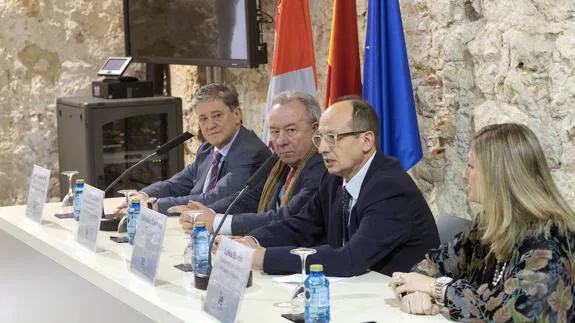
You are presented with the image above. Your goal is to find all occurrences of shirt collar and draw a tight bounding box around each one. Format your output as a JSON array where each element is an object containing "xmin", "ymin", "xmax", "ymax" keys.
[
  {"xmin": 213, "ymin": 128, "xmax": 240, "ymax": 158},
  {"xmin": 343, "ymin": 151, "xmax": 376, "ymax": 200}
]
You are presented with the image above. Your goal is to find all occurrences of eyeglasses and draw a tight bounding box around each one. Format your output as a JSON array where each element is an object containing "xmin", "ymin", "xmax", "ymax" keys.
[{"xmin": 312, "ymin": 131, "xmax": 367, "ymax": 148}]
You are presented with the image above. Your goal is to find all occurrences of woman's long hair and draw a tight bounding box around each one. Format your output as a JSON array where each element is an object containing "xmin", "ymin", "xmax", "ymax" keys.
[{"xmin": 473, "ymin": 123, "xmax": 575, "ymax": 260}]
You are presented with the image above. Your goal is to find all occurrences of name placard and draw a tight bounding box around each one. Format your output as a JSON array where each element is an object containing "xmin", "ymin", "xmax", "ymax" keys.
[
  {"xmin": 25, "ymin": 165, "xmax": 51, "ymax": 223},
  {"xmin": 130, "ymin": 207, "xmax": 167, "ymax": 284},
  {"xmin": 76, "ymin": 184, "xmax": 104, "ymax": 252},
  {"xmin": 203, "ymin": 237, "xmax": 254, "ymax": 323}
]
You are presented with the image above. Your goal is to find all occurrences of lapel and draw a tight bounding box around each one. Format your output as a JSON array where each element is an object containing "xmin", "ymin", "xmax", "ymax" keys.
[
  {"xmin": 346, "ymin": 152, "xmax": 383, "ymax": 236},
  {"xmin": 196, "ymin": 146, "xmax": 215, "ymax": 189},
  {"xmin": 328, "ymin": 176, "xmax": 345, "ymax": 247},
  {"xmin": 220, "ymin": 126, "xmax": 245, "ymax": 175}
]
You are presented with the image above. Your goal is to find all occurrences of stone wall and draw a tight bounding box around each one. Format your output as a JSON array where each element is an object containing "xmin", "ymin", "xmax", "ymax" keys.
[
  {"xmin": 0, "ymin": 0, "xmax": 125, "ymax": 204},
  {"xmin": 1, "ymin": 0, "xmax": 574, "ymax": 220},
  {"xmin": 401, "ymin": 0, "xmax": 575, "ymax": 217}
]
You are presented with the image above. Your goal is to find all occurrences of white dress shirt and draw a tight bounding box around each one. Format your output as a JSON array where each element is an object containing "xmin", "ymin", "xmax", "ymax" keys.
[{"xmin": 201, "ymin": 129, "xmax": 240, "ymax": 193}]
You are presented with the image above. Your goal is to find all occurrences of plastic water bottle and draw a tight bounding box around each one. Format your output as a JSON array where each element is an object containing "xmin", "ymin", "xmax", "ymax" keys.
[
  {"xmin": 73, "ymin": 179, "xmax": 85, "ymax": 221},
  {"xmin": 304, "ymin": 264, "xmax": 330, "ymax": 323},
  {"xmin": 192, "ymin": 221, "xmax": 210, "ymax": 276},
  {"xmin": 127, "ymin": 197, "xmax": 141, "ymax": 245}
]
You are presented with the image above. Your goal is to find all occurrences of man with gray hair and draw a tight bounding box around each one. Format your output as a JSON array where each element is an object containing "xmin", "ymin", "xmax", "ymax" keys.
[
  {"xmin": 171, "ymin": 90, "xmax": 326, "ymax": 235},
  {"xmin": 117, "ymin": 83, "xmax": 270, "ymax": 215}
]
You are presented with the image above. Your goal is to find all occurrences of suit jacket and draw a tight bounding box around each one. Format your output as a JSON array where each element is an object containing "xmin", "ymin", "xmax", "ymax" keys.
[
  {"xmin": 208, "ymin": 153, "xmax": 326, "ymax": 235},
  {"xmin": 141, "ymin": 126, "xmax": 271, "ymax": 214},
  {"xmin": 250, "ymin": 152, "xmax": 439, "ymax": 277}
]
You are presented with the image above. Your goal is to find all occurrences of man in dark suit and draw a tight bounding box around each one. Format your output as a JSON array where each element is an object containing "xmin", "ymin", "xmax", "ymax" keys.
[
  {"xmin": 226, "ymin": 98, "xmax": 439, "ymax": 277},
  {"xmin": 117, "ymin": 83, "xmax": 270, "ymax": 215},
  {"xmin": 170, "ymin": 91, "xmax": 326, "ymax": 235}
]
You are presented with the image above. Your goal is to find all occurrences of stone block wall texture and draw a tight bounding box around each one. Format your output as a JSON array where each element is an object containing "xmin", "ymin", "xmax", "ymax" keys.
[
  {"xmin": 1, "ymin": 0, "xmax": 574, "ymax": 220},
  {"xmin": 0, "ymin": 0, "xmax": 125, "ymax": 204}
]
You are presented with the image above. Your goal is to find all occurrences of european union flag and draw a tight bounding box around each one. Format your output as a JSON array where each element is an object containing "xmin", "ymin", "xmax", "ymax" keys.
[{"xmin": 363, "ymin": 0, "xmax": 423, "ymax": 170}]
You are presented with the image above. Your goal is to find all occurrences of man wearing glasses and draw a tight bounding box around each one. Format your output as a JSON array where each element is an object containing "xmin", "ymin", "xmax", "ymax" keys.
[{"xmin": 229, "ymin": 98, "xmax": 439, "ymax": 277}]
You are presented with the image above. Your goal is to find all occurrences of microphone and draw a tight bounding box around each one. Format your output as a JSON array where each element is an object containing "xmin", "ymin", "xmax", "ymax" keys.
[
  {"xmin": 194, "ymin": 152, "xmax": 278, "ymax": 290},
  {"xmin": 155, "ymin": 131, "xmax": 193, "ymax": 156},
  {"xmin": 103, "ymin": 131, "xmax": 193, "ymax": 194},
  {"xmin": 245, "ymin": 152, "xmax": 280, "ymax": 189},
  {"xmin": 99, "ymin": 131, "xmax": 193, "ymax": 231}
]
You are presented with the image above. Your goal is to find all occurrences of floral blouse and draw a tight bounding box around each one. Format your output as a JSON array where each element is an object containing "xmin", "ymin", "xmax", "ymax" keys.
[{"xmin": 412, "ymin": 221, "xmax": 575, "ymax": 322}]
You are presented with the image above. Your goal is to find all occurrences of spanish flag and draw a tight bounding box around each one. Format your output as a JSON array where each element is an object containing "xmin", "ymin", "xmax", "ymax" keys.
[
  {"xmin": 325, "ymin": 0, "xmax": 362, "ymax": 108},
  {"xmin": 263, "ymin": 0, "xmax": 318, "ymax": 144}
]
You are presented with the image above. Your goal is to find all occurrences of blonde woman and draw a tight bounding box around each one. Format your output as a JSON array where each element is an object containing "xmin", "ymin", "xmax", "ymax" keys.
[{"xmin": 391, "ymin": 123, "xmax": 575, "ymax": 322}]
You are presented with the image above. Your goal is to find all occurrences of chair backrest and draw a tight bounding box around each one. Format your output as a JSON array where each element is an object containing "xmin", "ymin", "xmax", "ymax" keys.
[{"xmin": 436, "ymin": 214, "xmax": 472, "ymax": 245}]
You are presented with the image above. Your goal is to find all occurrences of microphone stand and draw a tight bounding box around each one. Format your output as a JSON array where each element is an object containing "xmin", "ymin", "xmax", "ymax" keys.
[
  {"xmin": 99, "ymin": 131, "xmax": 193, "ymax": 231},
  {"xmin": 194, "ymin": 186, "xmax": 250, "ymax": 290},
  {"xmin": 103, "ymin": 151, "xmax": 158, "ymax": 194},
  {"xmin": 194, "ymin": 152, "xmax": 278, "ymax": 290},
  {"xmin": 99, "ymin": 151, "xmax": 158, "ymax": 231}
]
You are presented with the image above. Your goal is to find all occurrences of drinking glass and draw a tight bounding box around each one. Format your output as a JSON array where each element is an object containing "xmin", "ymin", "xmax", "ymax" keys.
[
  {"xmin": 118, "ymin": 189, "xmax": 137, "ymax": 203},
  {"xmin": 60, "ymin": 171, "xmax": 79, "ymax": 213},
  {"xmin": 289, "ymin": 247, "xmax": 317, "ymax": 312}
]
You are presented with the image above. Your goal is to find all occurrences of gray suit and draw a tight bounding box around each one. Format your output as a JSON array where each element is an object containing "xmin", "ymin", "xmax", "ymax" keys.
[{"xmin": 141, "ymin": 126, "xmax": 271, "ymax": 214}]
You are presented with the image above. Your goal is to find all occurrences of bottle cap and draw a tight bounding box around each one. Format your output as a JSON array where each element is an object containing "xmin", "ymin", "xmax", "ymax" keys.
[
  {"xmin": 310, "ymin": 264, "xmax": 323, "ymax": 272},
  {"xmin": 76, "ymin": 179, "xmax": 85, "ymax": 184},
  {"xmin": 195, "ymin": 221, "xmax": 206, "ymax": 228},
  {"xmin": 130, "ymin": 197, "xmax": 140, "ymax": 202}
]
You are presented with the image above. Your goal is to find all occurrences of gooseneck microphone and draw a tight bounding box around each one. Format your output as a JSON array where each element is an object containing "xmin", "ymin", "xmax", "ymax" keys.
[
  {"xmin": 103, "ymin": 131, "xmax": 193, "ymax": 194},
  {"xmin": 99, "ymin": 131, "xmax": 193, "ymax": 231},
  {"xmin": 154, "ymin": 131, "xmax": 194, "ymax": 156},
  {"xmin": 194, "ymin": 152, "xmax": 279, "ymax": 290}
]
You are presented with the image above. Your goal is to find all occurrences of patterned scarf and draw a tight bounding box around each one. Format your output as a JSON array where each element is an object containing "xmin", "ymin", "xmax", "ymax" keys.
[{"xmin": 257, "ymin": 147, "xmax": 317, "ymax": 213}]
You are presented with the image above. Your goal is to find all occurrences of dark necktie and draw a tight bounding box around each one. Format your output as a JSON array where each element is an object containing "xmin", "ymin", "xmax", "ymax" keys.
[
  {"xmin": 341, "ymin": 186, "xmax": 352, "ymax": 246},
  {"xmin": 205, "ymin": 151, "xmax": 222, "ymax": 192}
]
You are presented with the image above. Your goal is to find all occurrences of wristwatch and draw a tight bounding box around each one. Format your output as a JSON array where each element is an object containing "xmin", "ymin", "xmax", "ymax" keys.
[
  {"xmin": 146, "ymin": 197, "xmax": 158, "ymax": 211},
  {"xmin": 433, "ymin": 277, "xmax": 453, "ymax": 306}
]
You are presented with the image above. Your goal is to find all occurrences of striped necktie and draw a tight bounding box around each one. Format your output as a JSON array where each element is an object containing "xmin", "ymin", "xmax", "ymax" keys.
[
  {"xmin": 341, "ymin": 186, "xmax": 352, "ymax": 246},
  {"xmin": 205, "ymin": 151, "xmax": 222, "ymax": 192}
]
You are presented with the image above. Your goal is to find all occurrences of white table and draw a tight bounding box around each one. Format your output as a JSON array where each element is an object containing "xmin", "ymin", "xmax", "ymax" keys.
[{"xmin": 0, "ymin": 199, "xmax": 451, "ymax": 323}]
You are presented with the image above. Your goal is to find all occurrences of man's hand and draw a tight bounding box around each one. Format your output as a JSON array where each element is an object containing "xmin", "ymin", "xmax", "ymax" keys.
[
  {"xmin": 168, "ymin": 201, "xmax": 216, "ymax": 233},
  {"xmin": 233, "ymin": 236, "xmax": 260, "ymax": 249},
  {"xmin": 211, "ymin": 236, "xmax": 265, "ymax": 271},
  {"xmin": 114, "ymin": 192, "xmax": 148, "ymax": 216},
  {"xmin": 178, "ymin": 212, "xmax": 194, "ymax": 233},
  {"xmin": 233, "ymin": 237, "xmax": 265, "ymax": 271},
  {"xmin": 212, "ymin": 235, "xmax": 223, "ymax": 255},
  {"xmin": 251, "ymin": 245, "xmax": 266, "ymax": 272}
]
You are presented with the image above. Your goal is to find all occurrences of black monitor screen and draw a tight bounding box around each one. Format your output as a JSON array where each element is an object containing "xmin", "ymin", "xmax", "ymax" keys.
[{"xmin": 124, "ymin": 0, "xmax": 264, "ymax": 67}]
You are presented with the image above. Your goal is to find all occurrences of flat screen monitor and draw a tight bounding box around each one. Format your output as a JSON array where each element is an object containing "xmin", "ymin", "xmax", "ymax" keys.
[{"xmin": 123, "ymin": 0, "xmax": 267, "ymax": 68}]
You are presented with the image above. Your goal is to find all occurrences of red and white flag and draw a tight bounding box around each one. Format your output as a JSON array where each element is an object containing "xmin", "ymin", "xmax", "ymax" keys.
[{"xmin": 263, "ymin": 0, "xmax": 318, "ymax": 145}]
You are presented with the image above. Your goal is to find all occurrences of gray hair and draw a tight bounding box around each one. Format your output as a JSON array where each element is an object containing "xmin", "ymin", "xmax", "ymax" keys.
[
  {"xmin": 271, "ymin": 91, "xmax": 321, "ymax": 124},
  {"xmin": 191, "ymin": 83, "xmax": 240, "ymax": 111}
]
